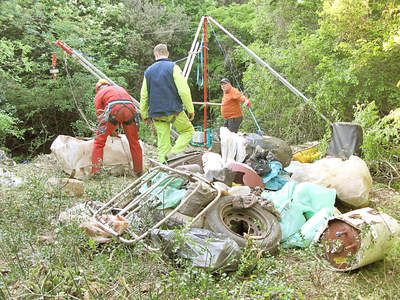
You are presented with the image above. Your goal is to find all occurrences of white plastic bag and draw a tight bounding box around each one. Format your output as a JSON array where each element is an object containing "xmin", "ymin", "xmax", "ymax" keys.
[
  {"xmin": 220, "ymin": 127, "xmax": 246, "ymax": 164},
  {"xmin": 291, "ymin": 156, "xmax": 372, "ymax": 207}
]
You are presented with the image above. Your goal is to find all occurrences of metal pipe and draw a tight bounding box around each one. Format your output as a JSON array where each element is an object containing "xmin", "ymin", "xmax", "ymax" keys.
[
  {"xmin": 55, "ymin": 40, "xmax": 140, "ymax": 106},
  {"xmin": 248, "ymin": 107, "xmax": 264, "ymax": 135},
  {"xmin": 192, "ymin": 102, "xmax": 221, "ymax": 106},
  {"xmin": 94, "ymin": 169, "xmax": 160, "ymax": 217},
  {"xmin": 207, "ymin": 17, "xmax": 332, "ymax": 125},
  {"xmin": 203, "ymin": 17, "xmax": 208, "ymax": 145},
  {"xmin": 185, "ymin": 41, "xmax": 200, "ymax": 80},
  {"xmin": 183, "ymin": 16, "xmax": 205, "ymax": 77}
]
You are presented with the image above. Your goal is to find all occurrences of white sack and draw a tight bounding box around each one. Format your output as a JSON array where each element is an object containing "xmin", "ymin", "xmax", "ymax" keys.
[
  {"xmin": 202, "ymin": 152, "xmax": 224, "ymax": 175},
  {"xmin": 50, "ymin": 135, "xmax": 144, "ymax": 178},
  {"xmin": 291, "ymin": 156, "xmax": 373, "ymax": 207},
  {"xmin": 220, "ymin": 127, "xmax": 247, "ymax": 164}
]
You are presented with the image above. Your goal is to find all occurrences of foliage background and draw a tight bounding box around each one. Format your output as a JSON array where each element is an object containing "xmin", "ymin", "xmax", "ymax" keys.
[{"xmin": 0, "ymin": 0, "xmax": 399, "ymax": 177}]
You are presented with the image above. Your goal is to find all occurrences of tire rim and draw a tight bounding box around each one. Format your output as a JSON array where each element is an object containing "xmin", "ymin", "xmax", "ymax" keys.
[{"xmin": 220, "ymin": 203, "xmax": 272, "ymax": 239}]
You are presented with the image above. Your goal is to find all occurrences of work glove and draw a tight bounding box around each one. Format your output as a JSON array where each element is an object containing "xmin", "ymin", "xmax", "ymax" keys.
[
  {"xmin": 244, "ymin": 99, "xmax": 251, "ymax": 107},
  {"xmin": 188, "ymin": 112, "xmax": 195, "ymax": 121}
]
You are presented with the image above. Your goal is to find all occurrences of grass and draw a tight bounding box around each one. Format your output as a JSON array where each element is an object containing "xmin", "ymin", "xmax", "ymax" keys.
[{"xmin": 0, "ymin": 154, "xmax": 399, "ymax": 299}]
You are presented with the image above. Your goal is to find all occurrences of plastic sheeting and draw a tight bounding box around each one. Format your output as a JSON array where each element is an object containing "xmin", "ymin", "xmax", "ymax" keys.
[
  {"xmin": 262, "ymin": 161, "xmax": 288, "ymax": 191},
  {"xmin": 262, "ymin": 181, "xmax": 336, "ymax": 248},
  {"xmin": 150, "ymin": 228, "xmax": 241, "ymax": 271},
  {"xmin": 327, "ymin": 122, "xmax": 363, "ymax": 159},
  {"xmin": 290, "ymin": 156, "xmax": 372, "ymax": 207}
]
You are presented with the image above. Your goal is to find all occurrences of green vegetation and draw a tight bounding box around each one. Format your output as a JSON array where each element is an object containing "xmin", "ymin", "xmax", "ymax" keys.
[
  {"xmin": 1, "ymin": 1, "xmax": 399, "ymax": 298},
  {"xmin": 355, "ymin": 102, "xmax": 400, "ymax": 185},
  {"xmin": 1, "ymin": 0, "xmax": 399, "ymax": 166}
]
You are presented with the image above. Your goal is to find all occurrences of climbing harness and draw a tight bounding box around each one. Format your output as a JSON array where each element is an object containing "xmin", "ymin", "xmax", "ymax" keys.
[{"xmin": 97, "ymin": 100, "xmax": 137, "ymax": 134}]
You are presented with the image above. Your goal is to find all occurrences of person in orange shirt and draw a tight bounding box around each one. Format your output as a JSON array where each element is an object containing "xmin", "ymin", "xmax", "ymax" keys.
[{"xmin": 220, "ymin": 78, "xmax": 251, "ymax": 133}]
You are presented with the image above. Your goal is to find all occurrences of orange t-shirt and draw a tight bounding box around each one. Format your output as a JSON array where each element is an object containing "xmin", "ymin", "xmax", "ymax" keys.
[{"xmin": 221, "ymin": 87, "xmax": 244, "ymax": 119}]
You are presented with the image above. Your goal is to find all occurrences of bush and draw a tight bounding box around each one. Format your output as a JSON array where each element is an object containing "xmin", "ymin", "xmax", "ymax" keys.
[
  {"xmin": 0, "ymin": 110, "xmax": 23, "ymax": 148},
  {"xmin": 354, "ymin": 101, "xmax": 400, "ymax": 184}
]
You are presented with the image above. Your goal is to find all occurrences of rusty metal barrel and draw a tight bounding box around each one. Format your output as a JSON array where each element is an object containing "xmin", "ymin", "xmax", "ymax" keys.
[{"xmin": 320, "ymin": 207, "xmax": 400, "ymax": 271}]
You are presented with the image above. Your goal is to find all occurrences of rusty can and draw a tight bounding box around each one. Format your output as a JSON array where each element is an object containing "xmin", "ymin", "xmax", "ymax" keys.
[{"xmin": 319, "ymin": 207, "xmax": 400, "ymax": 271}]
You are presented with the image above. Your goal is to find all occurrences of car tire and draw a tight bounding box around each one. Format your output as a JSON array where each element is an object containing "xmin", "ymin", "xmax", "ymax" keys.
[{"xmin": 205, "ymin": 196, "xmax": 281, "ymax": 252}]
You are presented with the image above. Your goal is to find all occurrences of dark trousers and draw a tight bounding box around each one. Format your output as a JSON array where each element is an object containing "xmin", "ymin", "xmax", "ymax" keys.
[{"xmin": 224, "ymin": 117, "xmax": 243, "ymax": 133}]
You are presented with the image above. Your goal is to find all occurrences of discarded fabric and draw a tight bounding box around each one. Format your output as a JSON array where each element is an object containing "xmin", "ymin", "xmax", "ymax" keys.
[{"xmin": 80, "ymin": 215, "xmax": 129, "ymax": 243}]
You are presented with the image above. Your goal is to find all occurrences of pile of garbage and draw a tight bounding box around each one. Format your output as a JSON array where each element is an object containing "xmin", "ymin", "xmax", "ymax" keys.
[{"xmin": 56, "ymin": 128, "xmax": 400, "ymax": 272}]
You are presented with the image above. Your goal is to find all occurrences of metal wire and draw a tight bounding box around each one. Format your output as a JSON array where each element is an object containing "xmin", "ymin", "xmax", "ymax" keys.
[{"xmin": 62, "ymin": 54, "xmax": 96, "ymax": 132}]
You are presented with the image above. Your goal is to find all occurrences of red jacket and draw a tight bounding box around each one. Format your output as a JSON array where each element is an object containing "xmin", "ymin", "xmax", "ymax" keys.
[{"xmin": 94, "ymin": 86, "xmax": 135, "ymax": 117}]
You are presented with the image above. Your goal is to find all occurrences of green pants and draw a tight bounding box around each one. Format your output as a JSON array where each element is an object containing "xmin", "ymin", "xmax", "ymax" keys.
[{"xmin": 153, "ymin": 111, "xmax": 195, "ymax": 163}]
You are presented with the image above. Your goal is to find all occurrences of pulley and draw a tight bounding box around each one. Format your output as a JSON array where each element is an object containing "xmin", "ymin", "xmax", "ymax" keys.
[{"xmin": 50, "ymin": 52, "xmax": 59, "ymax": 80}]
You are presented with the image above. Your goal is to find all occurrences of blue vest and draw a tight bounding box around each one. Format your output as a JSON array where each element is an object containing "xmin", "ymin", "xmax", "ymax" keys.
[{"xmin": 144, "ymin": 58, "xmax": 183, "ymax": 118}]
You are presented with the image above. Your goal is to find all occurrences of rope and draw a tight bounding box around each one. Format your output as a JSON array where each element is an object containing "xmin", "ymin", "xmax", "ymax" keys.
[
  {"xmin": 196, "ymin": 39, "xmax": 204, "ymax": 87},
  {"xmin": 209, "ymin": 23, "xmax": 243, "ymax": 92},
  {"xmin": 174, "ymin": 56, "xmax": 189, "ymax": 64},
  {"xmin": 62, "ymin": 54, "xmax": 96, "ymax": 132},
  {"xmin": 209, "ymin": 23, "xmax": 263, "ymax": 134},
  {"xmin": 209, "ymin": 22, "xmax": 331, "ymax": 128}
]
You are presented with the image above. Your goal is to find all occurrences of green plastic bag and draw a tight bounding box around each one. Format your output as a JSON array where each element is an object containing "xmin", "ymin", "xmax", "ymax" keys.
[
  {"xmin": 139, "ymin": 172, "xmax": 186, "ymax": 209},
  {"xmin": 262, "ymin": 181, "xmax": 336, "ymax": 248}
]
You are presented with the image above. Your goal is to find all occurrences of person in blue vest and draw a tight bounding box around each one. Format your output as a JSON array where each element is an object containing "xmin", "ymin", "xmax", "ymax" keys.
[{"xmin": 140, "ymin": 44, "xmax": 195, "ymax": 163}]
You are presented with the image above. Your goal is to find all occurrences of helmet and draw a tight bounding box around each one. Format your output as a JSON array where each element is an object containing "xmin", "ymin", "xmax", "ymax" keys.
[{"xmin": 95, "ymin": 79, "xmax": 109, "ymax": 92}]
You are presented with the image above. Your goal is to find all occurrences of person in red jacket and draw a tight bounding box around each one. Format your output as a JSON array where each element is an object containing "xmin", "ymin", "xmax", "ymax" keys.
[{"xmin": 92, "ymin": 79, "xmax": 143, "ymax": 175}]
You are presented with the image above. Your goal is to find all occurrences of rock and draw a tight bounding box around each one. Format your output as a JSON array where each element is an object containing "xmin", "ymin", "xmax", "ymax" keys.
[
  {"xmin": 0, "ymin": 167, "xmax": 23, "ymax": 187},
  {"xmin": 47, "ymin": 177, "xmax": 85, "ymax": 197},
  {"xmin": 245, "ymin": 134, "xmax": 292, "ymax": 167}
]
